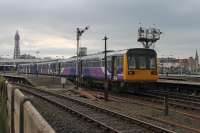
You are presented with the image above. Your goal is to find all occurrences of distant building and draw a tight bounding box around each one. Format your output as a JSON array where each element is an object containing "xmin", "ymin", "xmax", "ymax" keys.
[
  {"xmin": 19, "ymin": 54, "xmax": 36, "ymax": 59},
  {"xmin": 159, "ymin": 58, "xmax": 179, "ymax": 74},
  {"xmin": 79, "ymin": 47, "xmax": 87, "ymax": 56},
  {"xmin": 159, "ymin": 51, "xmax": 200, "ymax": 75},
  {"xmin": 14, "ymin": 31, "xmax": 20, "ymax": 59},
  {"xmin": 195, "ymin": 50, "xmax": 199, "ymax": 71}
]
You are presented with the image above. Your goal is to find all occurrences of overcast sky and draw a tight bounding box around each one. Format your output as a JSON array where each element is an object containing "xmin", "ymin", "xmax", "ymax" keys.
[{"xmin": 0, "ymin": 0, "xmax": 200, "ymax": 59}]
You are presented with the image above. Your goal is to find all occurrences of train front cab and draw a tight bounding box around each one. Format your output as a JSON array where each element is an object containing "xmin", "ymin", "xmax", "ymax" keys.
[{"xmin": 123, "ymin": 48, "xmax": 158, "ymax": 82}]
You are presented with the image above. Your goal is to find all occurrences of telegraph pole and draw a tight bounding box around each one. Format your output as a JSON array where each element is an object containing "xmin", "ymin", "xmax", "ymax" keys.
[
  {"xmin": 76, "ymin": 26, "xmax": 89, "ymax": 90},
  {"xmin": 103, "ymin": 36, "xmax": 109, "ymax": 101},
  {"xmin": 76, "ymin": 28, "xmax": 80, "ymax": 89}
]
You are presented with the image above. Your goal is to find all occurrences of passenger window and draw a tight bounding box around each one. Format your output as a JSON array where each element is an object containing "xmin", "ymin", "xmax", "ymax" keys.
[
  {"xmin": 128, "ymin": 56, "xmax": 136, "ymax": 69},
  {"xmin": 118, "ymin": 56, "xmax": 123, "ymax": 67}
]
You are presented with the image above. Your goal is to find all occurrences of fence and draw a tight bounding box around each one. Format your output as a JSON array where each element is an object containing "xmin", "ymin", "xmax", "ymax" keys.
[{"xmin": 0, "ymin": 79, "xmax": 55, "ymax": 133}]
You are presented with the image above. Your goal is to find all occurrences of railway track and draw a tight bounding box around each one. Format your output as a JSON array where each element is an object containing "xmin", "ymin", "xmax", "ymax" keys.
[
  {"xmin": 13, "ymin": 83, "xmax": 175, "ymax": 133},
  {"xmin": 87, "ymin": 90, "xmax": 200, "ymax": 133},
  {"xmin": 4, "ymin": 74, "xmax": 200, "ymax": 132},
  {"xmin": 137, "ymin": 91, "xmax": 200, "ymax": 111},
  {"xmin": 144, "ymin": 90, "xmax": 200, "ymax": 103},
  {"xmin": 89, "ymin": 90, "xmax": 200, "ymax": 117},
  {"xmin": 86, "ymin": 86, "xmax": 200, "ymax": 112}
]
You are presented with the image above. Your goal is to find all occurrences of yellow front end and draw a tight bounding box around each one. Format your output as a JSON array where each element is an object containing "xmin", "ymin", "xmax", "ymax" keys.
[{"xmin": 123, "ymin": 55, "xmax": 159, "ymax": 82}]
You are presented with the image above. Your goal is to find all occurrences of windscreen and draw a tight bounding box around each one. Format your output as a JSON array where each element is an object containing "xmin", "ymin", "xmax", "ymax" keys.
[
  {"xmin": 128, "ymin": 55, "xmax": 156, "ymax": 70},
  {"xmin": 127, "ymin": 49, "xmax": 157, "ymax": 70}
]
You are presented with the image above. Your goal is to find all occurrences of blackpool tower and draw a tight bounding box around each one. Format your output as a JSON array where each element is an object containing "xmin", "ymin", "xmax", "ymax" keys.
[{"xmin": 14, "ymin": 31, "xmax": 20, "ymax": 59}]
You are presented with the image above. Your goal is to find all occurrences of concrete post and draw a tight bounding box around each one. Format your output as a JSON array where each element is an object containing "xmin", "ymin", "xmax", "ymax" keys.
[
  {"xmin": 19, "ymin": 97, "xmax": 30, "ymax": 133},
  {"xmin": 11, "ymin": 88, "xmax": 17, "ymax": 133}
]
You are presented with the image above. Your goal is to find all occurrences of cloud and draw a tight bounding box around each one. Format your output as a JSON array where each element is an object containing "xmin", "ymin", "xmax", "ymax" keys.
[{"xmin": 0, "ymin": 0, "xmax": 200, "ymax": 59}]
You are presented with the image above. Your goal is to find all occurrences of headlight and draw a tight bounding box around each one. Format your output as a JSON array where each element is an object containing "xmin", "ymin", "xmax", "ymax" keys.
[
  {"xmin": 151, "ymin": 71, "xmax": 157, "ymax": 75},
  {"xmin": 128, "ymin": 71, "xmax": 135, "ymax": 75}
]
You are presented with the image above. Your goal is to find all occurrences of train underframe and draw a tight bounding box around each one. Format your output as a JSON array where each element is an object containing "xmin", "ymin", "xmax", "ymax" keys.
[{"xmin": 65, "ymin": 75, "xmax": 157, "ymax": 93}]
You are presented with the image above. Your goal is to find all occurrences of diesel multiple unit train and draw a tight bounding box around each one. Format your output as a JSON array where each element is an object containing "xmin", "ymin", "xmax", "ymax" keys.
[{"xmin": 17, "ymin": 48, "xmax": 158, "ymax": 89}]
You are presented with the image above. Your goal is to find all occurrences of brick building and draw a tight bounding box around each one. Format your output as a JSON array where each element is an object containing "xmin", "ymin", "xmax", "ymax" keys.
[{"xmin": 159, "ymin": 51, "xmax": 199, "ymax": 74}]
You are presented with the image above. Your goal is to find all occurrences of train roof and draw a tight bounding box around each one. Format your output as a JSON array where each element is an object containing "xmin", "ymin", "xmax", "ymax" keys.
[
  {"xmin": 59, "ymin": 49, "xmax": 128, "ymax": 62},
  {"xmin": 36, "ymin": 59, "xmax": 62, "ymax": 64},
  {"xmin": 61, "ymin": 48, "xmax": 156, "ymax": 61},
  {"xmin": 18, "ymin": 59, "xmax": 62, "ymax": 66},
  {"xmin": 83, "ymin": 49, "xmax": 127, "ymax": 59},
  {"xmin": 18, "ymin": 48, "xmax": 156, "ymax": 65}
]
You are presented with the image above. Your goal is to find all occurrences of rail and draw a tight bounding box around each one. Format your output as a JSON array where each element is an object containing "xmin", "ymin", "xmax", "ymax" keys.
[{"xmin": 14, "ymin": 83, "xmax": 175, "ymax": 133}]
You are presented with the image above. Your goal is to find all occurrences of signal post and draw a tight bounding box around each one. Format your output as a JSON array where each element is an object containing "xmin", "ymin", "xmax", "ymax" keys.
[{"xmin": 103, "ymin": 36, "xmax": 109, "ymax": 101}]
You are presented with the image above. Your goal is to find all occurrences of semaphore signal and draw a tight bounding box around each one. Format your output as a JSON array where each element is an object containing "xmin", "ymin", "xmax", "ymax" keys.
[{"xmin": 137, "ymin": 23, "xmax": 162, "ymax": 49}]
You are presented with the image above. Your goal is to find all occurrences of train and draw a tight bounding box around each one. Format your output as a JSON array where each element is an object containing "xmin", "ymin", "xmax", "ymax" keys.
[{"xmin": 17, "ymin": 48, "xmax": 158, "ymax": 91}]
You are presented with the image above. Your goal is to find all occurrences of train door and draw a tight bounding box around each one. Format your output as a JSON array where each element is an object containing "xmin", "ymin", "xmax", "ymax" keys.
[{"xmin": 111, "ymin": 56, "xmax": 118, "ymax": 80}]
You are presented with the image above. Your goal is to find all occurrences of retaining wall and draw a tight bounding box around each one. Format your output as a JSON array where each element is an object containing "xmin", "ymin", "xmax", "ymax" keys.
[{"xmin": 6, "ymin": 83, "xmax": 55, "ymax": 133}]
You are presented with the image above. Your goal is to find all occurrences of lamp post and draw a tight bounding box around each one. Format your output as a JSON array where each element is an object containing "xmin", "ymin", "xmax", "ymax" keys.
[
  {"xmin": 103, "ymin": 35, "xmax": 109, "ymax": 101},
  {"xmin": 76, "ymin": 26, "xmax": 89, "ymax": 90}
]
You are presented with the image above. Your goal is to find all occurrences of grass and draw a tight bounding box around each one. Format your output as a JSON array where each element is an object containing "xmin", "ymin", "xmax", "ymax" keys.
[{"xmin": 0, "ymin": 77, "xmax": 8, "ymax": 133}]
